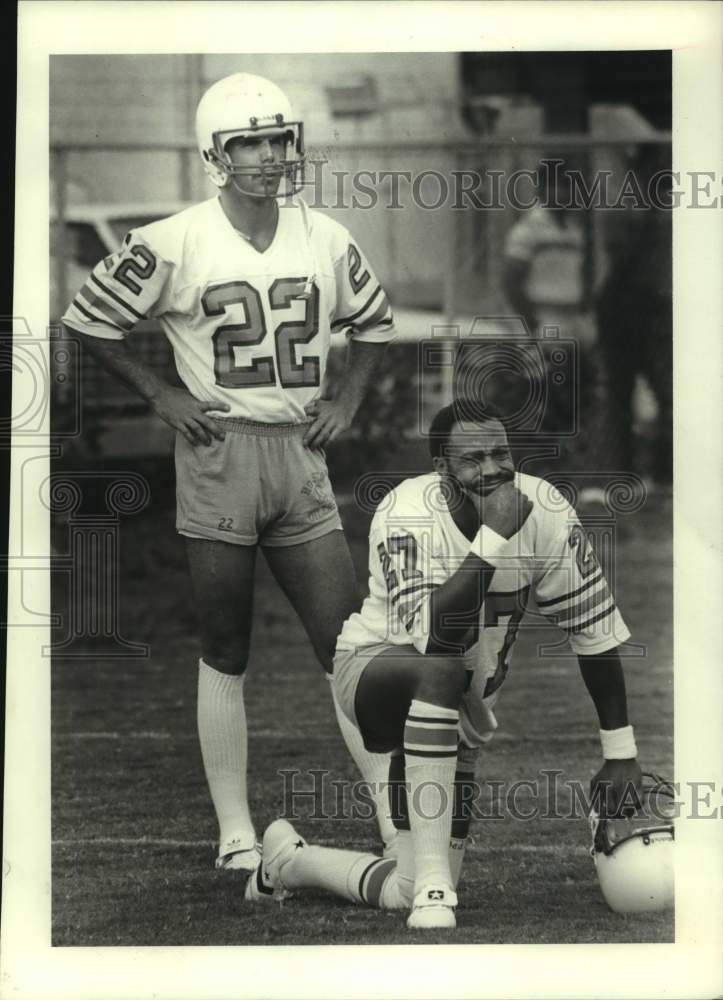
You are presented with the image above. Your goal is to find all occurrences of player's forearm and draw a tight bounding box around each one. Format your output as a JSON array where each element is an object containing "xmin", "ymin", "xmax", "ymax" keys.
[
  {"xmin": 578, "ymin": 649, "xmax": 630, "ymax": 731},
  {"xmin": 425, "ymin": 555, "xmax": 495, "ymax": 654},
  {"xmin": 336, "ymin": 339, "xmax": 388, "ymax": 417},
  {"xmin": 71, "ymin": 328, "xmax": 171, "ymax": 405}
]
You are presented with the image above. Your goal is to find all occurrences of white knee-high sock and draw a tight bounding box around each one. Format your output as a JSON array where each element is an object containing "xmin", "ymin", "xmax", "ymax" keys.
[
  {"xmin": 282, "ymin": 845, "xmax": 396, "ymax": 906},
  {"xmin": 327, "ymin": 675, "xmax": 396, "ymax": 849},
  {"xmin": 386, "ymin": 829, "xmax": 414, "ymax": 907},
  {"xmin": 404, "ymin": 699, "xmax": 459, "ymax": 893},
  {"xmin": 197, "ymin": 659, "xmax": 254, "ymax": 855}
]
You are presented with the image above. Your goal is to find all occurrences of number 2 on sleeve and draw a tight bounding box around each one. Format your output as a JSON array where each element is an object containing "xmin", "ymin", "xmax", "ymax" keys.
[
  {"xmin": 348, "ymin": 244, "xmax": 370, "ymax": 294},
  {"xmin": 568, "ymin": 525, "xmax": 598, "ymax": 578},
  {"xmin": 114, "ymin": 244, "xmax": 157, "ymax": 295}
]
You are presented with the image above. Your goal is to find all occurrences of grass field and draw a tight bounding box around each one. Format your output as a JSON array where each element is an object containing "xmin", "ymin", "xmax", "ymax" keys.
[{"xmin": 51, "ymin": 468, "xmax": 673, "ymax": 946}]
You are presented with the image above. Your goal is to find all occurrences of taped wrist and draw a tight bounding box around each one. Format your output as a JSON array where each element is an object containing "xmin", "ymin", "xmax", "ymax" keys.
[
  {"xmin": 600, "ymin": 725, "xmax": 637, "ymax": 760},
  {"xmin": 469, "ymin": 526, "xmax": 509, "ymax": 567}
]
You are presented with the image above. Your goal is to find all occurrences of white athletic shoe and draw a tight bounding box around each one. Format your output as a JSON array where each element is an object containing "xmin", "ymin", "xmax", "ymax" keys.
[
  {"xmin": 215, "ymin": 844, "xmax": 262, "ymax": 874},
  {"xmin": 407, "ymin": 885, "xmax": 457, "ymax": 930},
  {"xmin": 244, "ymin": 819, "xmax": 306, "ymax": 902}
]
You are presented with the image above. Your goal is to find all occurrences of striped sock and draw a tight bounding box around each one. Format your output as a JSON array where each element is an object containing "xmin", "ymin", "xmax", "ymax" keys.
[
  {"xmin": 282, "ymin": 845, "xmax": 396, "ymax": 906},
  {"xmin": 197, "ymin": 660, "xmax": 254, "ymax": 855},
  {"xmin": 404, "ymin": 699, "xmax": 459, "ymax": 892}
]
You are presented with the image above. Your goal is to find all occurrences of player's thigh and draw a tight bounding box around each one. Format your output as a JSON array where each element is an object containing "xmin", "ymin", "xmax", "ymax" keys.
[
  {"xmin": 262, "ymin": 530, "xmax": 360, "ymax": 671},
  {"xmin": 354, "ymin": 647, "xmax": 464, "ymax": 753},
  {"xmin": 185, "ymin": 537, "xmax": 257, "ymax": 672}
]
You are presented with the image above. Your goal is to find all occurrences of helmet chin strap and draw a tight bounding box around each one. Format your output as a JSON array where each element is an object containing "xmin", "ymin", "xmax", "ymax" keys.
[{"xmin": 228, "ymin": 172, "xmax": 280, "ymax": 200}]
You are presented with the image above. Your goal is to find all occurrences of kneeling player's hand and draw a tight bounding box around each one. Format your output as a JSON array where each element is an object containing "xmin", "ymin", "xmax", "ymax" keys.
[
  {"xmin": 479, "ymin": 482, "xmax": 533, "ymax": 539},
  {"xmin": 151, "ymin": 387, "xmax": 230, "ymax": 446},
  {"xmin": 590, "ymin": 758, "xmax": 644, "ymax": 818},
  {"xmin": 303, "ymin": 398, "xmax": 354, "ymax": 450}
]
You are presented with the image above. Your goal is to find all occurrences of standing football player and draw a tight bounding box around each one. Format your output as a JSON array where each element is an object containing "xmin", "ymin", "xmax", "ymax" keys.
[
  {"xmin": 61, "ymin": 73, "xmax": 397, "ymax": 871},
  {"xmin": 246, "ymin": 398, "xmax": 644, "ymax": 929}
]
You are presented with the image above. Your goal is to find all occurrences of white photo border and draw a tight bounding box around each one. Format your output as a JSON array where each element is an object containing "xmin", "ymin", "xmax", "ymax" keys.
[{"xmin": 6, "ymin": 2, "xmax": 723, "ymax": 997}]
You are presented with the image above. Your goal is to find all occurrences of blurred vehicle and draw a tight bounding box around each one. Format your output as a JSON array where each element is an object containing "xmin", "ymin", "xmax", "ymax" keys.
[
  {"xmin": 51, "ymin": 203, "xmax": 189, "ymax": 422},
  {"xmin": 51, "ymin": 201, "xmax": 189, "ymax": 321}
]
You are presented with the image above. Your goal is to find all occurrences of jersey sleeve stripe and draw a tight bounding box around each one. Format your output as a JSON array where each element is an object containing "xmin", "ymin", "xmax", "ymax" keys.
[
  {"xmin": 535, "ymin": 568, "xmax": 603, "ymax": 608},
  {"xmin": 331, "ymin": 284, "xmax": 383, "ymax": 329},
  {"xmin": 552, "ymin": 587, "xmax": 612, "ymax": 628},
  {"xmin": 76, "ymin": 286, "xmax": 134, "ymax": 331},
  {"xmin": 90, "ymin": 273, "xmax": 146, "ymax": 321},
  {"xmin": 70, "ymin": 296, "xmax": 119, "ymax": 328},
  {"xmin": 567, "ymin": 602, "xmax": 616, "ymax": 634},
  {"xmin": 353, "ymin": 297, "xmax": 393, "ymax": 334}
]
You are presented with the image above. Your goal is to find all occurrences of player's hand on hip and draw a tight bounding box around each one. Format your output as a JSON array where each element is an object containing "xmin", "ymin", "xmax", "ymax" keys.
[
  {"xmin": 151, "ymin": 386, "xmax": 230, "ymax": 446},
  {"xmin": 590, "ymin": 758, "xmax": 644, "ymax": 818},
  {"xmin": 478, "ymin": 482, "xmax": 533, "ymax": 539},
  {"xmin": 302, "ymin": 398, "xmax": 354, "ymax": 450}
]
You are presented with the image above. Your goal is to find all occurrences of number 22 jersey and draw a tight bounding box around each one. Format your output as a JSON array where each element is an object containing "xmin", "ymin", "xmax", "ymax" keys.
[{"xmin": 62, "ymin": 197, "xmax": 395, "ymax": 422}]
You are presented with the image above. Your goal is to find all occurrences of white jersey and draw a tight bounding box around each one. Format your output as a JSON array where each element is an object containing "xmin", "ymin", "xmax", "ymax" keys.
[
  {"xmin": 338, "ymin": 471, "xmax": 630, "ymax": 745},
  {"xmin": 62, "ymin": 198, "xmax": 395, "ymax": 422}
]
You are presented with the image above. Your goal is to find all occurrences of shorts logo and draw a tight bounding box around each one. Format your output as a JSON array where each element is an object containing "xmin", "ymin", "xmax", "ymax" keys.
[{"xmin": 301, "ymin": 472, "xmax": 337, "ymax": 520}]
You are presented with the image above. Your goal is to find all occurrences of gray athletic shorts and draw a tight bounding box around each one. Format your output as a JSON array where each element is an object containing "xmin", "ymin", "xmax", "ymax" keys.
[
  {"xmin": 332, "ymin": 641, "xmax": 405, "ymax": 729},
  {"xmin": 176, "ymin": 416, "xmax": 342, "ymax": 547},
  {"xmin": 333, "ymin": 640, "xmax": 500, "ymax": 751}
]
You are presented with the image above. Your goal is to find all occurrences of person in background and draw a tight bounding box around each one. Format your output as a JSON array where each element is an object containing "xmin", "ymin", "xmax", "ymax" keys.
[
  {"xmin": 594, "ymin": 145, "xmax": 672, "ymax": 486},
  {"xmin": 501, "ymin": 159, "xmax": 599, "ymax": 473}
]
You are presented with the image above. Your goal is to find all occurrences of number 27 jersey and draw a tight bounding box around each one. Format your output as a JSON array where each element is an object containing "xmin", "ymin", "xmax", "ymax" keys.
[
  {"xmin": 62, "ymin": 197, "xmax": 395, "ymax": 422},
  {"xmin": 337, "ymin": 472, "xmax": 630, "ymax": 738}
]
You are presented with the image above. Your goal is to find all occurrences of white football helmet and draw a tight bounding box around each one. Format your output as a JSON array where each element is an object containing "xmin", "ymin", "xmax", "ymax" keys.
[
  {"xmin": 195, "ymin": 72, "xmax": 305, "ymax": 196},
  {"xmin": 590, "ymin": 773, "xmax": 675, "ymax": 914}
]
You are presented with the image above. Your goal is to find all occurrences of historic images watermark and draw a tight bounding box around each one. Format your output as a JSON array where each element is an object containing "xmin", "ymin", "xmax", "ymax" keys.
[
  {"xmin": 6, "ymin": 319, "xmax": 151, "ymax": 656},
  {"xmin": 300, "ymin": 156, "xmax": 722, "ymax": 212},
  {"xmin": 278, "ymin": 769, "xmax": 711, "ymax": 825}
]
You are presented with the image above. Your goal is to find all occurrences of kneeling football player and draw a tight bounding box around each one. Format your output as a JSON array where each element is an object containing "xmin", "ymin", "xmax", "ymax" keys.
[{"xmin": 247, "ymin": 398, "xmax": 644, "ymax": 929}]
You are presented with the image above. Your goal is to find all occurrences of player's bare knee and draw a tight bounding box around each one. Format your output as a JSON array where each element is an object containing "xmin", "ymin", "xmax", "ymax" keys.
[
  {"xmin": 202, "ymin": 639, "xmax": 250, "ymax": 676},
  {"xmin": 414, "ymin": 656, "xmax": 467, "ymax": 708}
]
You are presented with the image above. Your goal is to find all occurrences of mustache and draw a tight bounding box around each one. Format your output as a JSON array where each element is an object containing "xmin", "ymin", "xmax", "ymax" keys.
[{"xmin": 479, "ymin": 471, "xmax": 515, "ymax": 487}]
